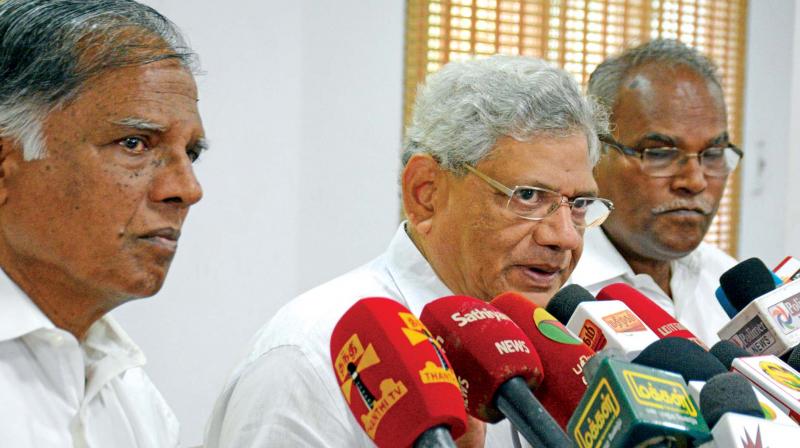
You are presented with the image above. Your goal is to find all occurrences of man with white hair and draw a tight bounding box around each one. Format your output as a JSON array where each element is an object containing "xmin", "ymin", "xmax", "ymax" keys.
[
  {"xmin": 0, "ymin": 1, "xmax": 207, "ymax": 446},
  {"xmin": 206, "ymin": 55, "xmax": 611, "ymax": 447},
  {"xmin": 571, "ymin": 39, "xmax": 741, "ymax": 345}
]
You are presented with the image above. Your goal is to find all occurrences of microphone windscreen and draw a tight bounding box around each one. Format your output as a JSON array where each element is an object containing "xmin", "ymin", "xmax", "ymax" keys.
[
  {"xmin": 596, "ymin": 283, "xmax": 700, "ymax": 343},
  {"xmin": 719, "ymin": 258, "xmax": 776, "ymax": 312},
  {"xmin": 788, "ymin": 345, "xmax": 800, "ymax": 372},
  {"xmin": 699, "ymin": 372, "xmax": 764, "ymax": 428},
  {"xmin": 420, "ymin": 295, "xmax": 544, "ymax": 422},
  {"xmin": 632, "ymin": 337, "xmax": 727, "ymax": 382},
  {"xmin": 330, "ymin": 297, "xmax": 466, "ymax": 447},
  {"xmin": 709, "ymin": 340, "xmax": 752, "ymax": 370},
  {"xmin": 545, "ymin": 284, "xmax": 596, "ymax": 325},
  {"xmin": 490, "ymin": 291, "xmax": 594, "ymax": 428}
]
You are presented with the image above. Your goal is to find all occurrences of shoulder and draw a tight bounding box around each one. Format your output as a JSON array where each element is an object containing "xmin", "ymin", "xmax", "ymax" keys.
[{"xmin": 205, "ymin": 261, "xmax": 398, "ymax": 448}]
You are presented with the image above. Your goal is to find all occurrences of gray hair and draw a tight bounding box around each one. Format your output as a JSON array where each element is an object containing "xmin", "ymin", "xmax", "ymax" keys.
[
  {"xmin": 0, "ymin": 0, "xmax": 197, "ymax": 160},
  {"xmin": 403, "ymin": 55, "xmax": 608, "ymax": 171},
  {"xmin": 588, "ymin": 38, "xmax": 721, "ymax": 114}
]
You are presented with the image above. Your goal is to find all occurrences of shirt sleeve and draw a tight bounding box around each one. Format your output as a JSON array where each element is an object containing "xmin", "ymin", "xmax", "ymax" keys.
[{"xmin": 212, "ymin": 345, "xmax": 373, "ymax": 448}]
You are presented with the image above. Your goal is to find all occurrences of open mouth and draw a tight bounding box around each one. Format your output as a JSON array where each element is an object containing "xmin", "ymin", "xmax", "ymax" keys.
[{"xmin": 518, "ymin": 265, "xmax": 561, "ymax": 286}]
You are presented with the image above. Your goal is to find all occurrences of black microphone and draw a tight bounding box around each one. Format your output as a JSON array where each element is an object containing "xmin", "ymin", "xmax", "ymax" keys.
[
  {"xmin": 716, "ymin": 257, "xmax": 800, "ymax": 357},
  {"xmin": 719, "ymin": 258, "xmax": 776, "ymax": 312},
  {"xmin": 697, "ymin": 372, "xmax": 800, "ymax": 447},
  {"xmin": 710, "ymin": 340, "xmax": 800, "ymax": 424}
]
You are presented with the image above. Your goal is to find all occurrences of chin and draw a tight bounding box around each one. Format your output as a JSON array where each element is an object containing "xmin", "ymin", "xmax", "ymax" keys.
[
  {"xmin": 658, "ymin": 238, "xmax": 703, "ymax": 259},
  {"xmin": 118, "ymin": 271, "xmax": 168, "ymax": 299}
]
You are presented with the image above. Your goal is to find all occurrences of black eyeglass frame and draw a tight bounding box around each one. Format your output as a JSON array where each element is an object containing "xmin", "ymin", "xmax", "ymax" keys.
[{"xmin": 598, "ymin": 134, "xmax": 743, "ymax": 177}]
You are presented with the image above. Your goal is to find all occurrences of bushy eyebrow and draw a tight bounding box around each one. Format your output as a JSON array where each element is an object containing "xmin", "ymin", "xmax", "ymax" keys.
[
  {"xmin": 112, "ymin": 116, "xmax": 209, "ymax": 154},
  {"xmin": 111, "ymin": 116, "xmax": 167, "ymax": 132},
  {"xmin": 192, "ymin": 137, "xmax": 210, "ymax": 154}
]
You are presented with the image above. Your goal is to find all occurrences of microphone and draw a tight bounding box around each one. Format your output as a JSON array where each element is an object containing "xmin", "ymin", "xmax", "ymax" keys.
[
  {"xmin": 719, "ymin": 258, "xmax": 776, "ymax": 312},
  {"xmin": 330, "ymin": 297, "xmax": 466, "ymax": 447},
  {"xmin": 566, "ymin": 353, "xmax": 711, "ymax": 447},
  {"xmin": 596, "ymin": 283, "xmax": 703, "ymax": 346},
  {"xmin": 714, "ymin": 286, "xmax": 739, "ymax": 319},
  {"xmin": 696, "ymin": 372, "xmax": 800, "ymax": 447},
  {"xmin": 774, "ymin": 255, "xmax": 800, "ymax": 284},
  {"xmin": 490, "ymin": 291, "xmax": 594, "ymax": 429},
  {"xmin": 420, "ymin": 295, "xmax": 571, "ymax": 447},
  {"xmin": 714, "ymin": 258, "xmax": 782, "ymax": 318},
  {"xmin": 546, "ymin": 284, "xmax": 659, "ymax": 358},
  {"xmin": 710, "ymin": 339, "xmax": 800, "ymax": 424},
  {"xmin": 630, "ymin": 337, "xmax": 728, "ymax": 413},
  {"xmin": 716, "ymin": 258, "xmax": 800, "ymax": 356},
  {"xmin": 789, "ymin": 345, "xmax": 800, "ymax": 372}
]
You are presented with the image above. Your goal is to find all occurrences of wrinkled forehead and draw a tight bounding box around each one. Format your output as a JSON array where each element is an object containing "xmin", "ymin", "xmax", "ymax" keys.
[
  {"xmin": 618, "ymin": 64, "xmax": 726, "ymax": 116},
  {"xmin": 614, "ymin": 64, "xmax": 727, "ymax": 139}
]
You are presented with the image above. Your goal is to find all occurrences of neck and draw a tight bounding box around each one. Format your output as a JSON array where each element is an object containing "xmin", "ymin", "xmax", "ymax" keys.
[
  {"xmin": 0, "ymin": 259, "xmax": 116, "ymax": 341},
  {"xmin": 604, "ymin": 230, "xmax": 673, "ymax": 298}
]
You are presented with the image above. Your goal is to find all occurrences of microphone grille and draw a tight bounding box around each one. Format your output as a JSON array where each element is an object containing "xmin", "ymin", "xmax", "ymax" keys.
[
  {"xmin": 709, "ymin": 340, "xmax": 751, "ymax": 370},
  {"xmin": 719, "ymin": 258, "xmax": 775, "ymax": 312},
  {"xmin": 633, "ymin": 337, "xmax": 726, "ymax": 382},
  {"xmin": 545, "ymin": 284, "xmax": 595, "ymax": 325},
  {"xmin": 699, "ymin": 372, "xmax": 763, "ymax": 428},
  {"xmin": 787, "ymin": 345, "xmax": 800, "ymax": 372}
]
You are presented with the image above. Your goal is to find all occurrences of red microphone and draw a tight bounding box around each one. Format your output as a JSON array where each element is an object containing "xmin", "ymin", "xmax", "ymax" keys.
[
  {"xmin": 420, "ymin": 296, "xmax": 571, "ymax": 447},
  {"xmin": 330, "ymin": 297, "xmax": 466, "ymax": 448},
  {"xmin": 490, "ymin": 291, "xmax": 594, "ymax": 428},
  {"xmin": 596, "ymin": 283, "xmax": 704, "ymax": 347}
]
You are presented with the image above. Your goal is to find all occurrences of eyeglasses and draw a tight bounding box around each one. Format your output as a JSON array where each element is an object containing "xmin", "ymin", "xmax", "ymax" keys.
[
  {"xmin": 463, "ymin": 164, "xmax": 614, "ymax": 229},
  {"xmin": 599, "ymin": 135, "xmax": 743, "ymax": 178}
]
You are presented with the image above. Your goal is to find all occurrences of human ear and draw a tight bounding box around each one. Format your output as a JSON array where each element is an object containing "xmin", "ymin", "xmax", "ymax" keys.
[
  {"xmin": 0, "ymin": 138, "xmax": 22, "ymax": 206},
  {"xmin": 401, "ymin": 154, "xmax": 445, "ymax": 235}
]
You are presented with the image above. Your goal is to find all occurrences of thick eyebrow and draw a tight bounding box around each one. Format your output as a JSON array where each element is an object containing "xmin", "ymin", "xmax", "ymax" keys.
[
  {"xmin": 633, "ymin": 132, "xmax": 676, "ymax": 147},
  {"xmin": 192, "ymin": 137, "xmax": 210, "ymax": 154},
  {"xmin": 112, "ymin": 116, "xmax": 209, "ymax": 154},
  {"xmin": 111, "ymin": 117, "xmax": 168, "ymax": 132},
  {"xmin": 707, "ymin": 131, "xmax": 729, "ymax": 146},
  {"xmin": 633, "ymin": 131, "xmax": 729, "ymax": 149}
]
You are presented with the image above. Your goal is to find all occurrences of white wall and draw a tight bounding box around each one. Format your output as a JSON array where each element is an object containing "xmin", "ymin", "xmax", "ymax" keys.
[
  {"xmin": 107, "ymin": 0, "xmax": 800, "ymax": 445},
  {"xmin": 113, "ymin": 1, "xmax": 404, "ymax": 445},
  {"xmin": 739, "ymin": 0, "xmax": 800, "ymax": 266}
]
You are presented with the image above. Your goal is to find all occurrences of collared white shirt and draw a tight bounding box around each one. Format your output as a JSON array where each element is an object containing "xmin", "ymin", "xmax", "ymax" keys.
[
  {"xmin": 570, "ymin": 227, "xmax": 736, "ymax": 346},
  {"xmin": 0, "ymin": 270, "xmax": 180, "ymax": 448},
  {"xmin": 205, "ymin": 225, "xmax": 525, "ymax": 448}
]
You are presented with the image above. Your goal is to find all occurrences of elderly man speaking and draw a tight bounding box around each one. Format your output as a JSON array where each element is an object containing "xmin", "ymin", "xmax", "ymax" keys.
[
  {"xmin": 206, "ymin": 56, "xmax": 610, "ymax": 447},
  {"xmin": 0, "ymin": 1, "xmax": 206, "ymax": 446}
]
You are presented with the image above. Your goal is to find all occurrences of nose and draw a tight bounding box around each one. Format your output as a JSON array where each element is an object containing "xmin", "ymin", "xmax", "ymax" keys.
[
  {"xmin": 670, "ymin": 154, "xmax": 708, "ymax": 194},
  {"xmin": 149, "ymin": 149, "xmax": 203, "ymax": 207},
  {"xmin": 533, "ymin": 201, "xmax": 582, "ymax": 251}
]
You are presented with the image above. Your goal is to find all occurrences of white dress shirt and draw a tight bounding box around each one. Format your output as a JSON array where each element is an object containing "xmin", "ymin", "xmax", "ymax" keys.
[
  {"xmin": 205, "ymin": 225, "xmax": 525, "ymax": 448},
  {"xmin": 570, "ymin": 227, "xmax": 736, "ymax": 346},
  {"xmin": 0, "ymin": 270, "xmax": 180, "ymax": 448}
]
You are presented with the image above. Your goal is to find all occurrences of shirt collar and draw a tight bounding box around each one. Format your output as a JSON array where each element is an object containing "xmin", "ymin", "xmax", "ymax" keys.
[
  {"xmin": 0, "ymin": 266, "xmax": 146, "ymax": 399},
  {"xmin": 0, "ymin": 268, "xmax": 55, "ymax": 342},
  {"xmin": 384, "ymin": 223, "xmax": 454, "ymax": 317},
  {"xmin": 570, "ymin": 227, "xmax": 634, "ymax": 287},
  {"xmin": 570, "ymin": 227, "xmax": 705, "ymax": 291}
]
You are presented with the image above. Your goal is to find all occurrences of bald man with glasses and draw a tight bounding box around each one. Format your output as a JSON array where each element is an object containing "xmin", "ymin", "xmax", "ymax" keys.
[{"xmin": 570, "ymin": 39, "xmax": 742, "ymax": 346}]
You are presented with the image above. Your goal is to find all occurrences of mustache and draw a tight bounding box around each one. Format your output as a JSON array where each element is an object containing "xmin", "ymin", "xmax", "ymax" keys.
[{"xmin": 650, "ymin": 198, "xmax": 714, "ymax": 215}]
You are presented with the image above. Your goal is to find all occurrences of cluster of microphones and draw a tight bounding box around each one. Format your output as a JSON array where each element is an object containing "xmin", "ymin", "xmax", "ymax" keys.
[{"xmin": 329, "ymin": 256, "xmax": 800, "ymax": 447}]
